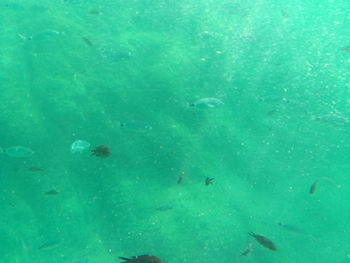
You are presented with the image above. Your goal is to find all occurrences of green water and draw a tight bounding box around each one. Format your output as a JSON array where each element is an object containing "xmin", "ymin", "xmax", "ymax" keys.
[{"xmin": 1, "ymin": 0, "xmax": 350, "ymax": 262}]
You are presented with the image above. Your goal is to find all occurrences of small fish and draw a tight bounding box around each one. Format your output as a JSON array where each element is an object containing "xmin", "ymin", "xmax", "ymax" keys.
[
  {"xmin": 177, "ymin": 171, "xmax": 186, "ymax": 184},
  {"xmin": 91, "ymin": 145, "xmax": 111, "ymax": 157},
  {"xmin": 88, "ymin": 9, "xmax": 100, "ymax": 15},
  {"xmin": 267, "ymin": 109, "xmax": 278, "ymax": 116},
  {"xmin": 248, "ymin": 232, "xmax": 277, "ymax": 251},
  {"xmin": 312, "ymin": 112, "xmax": 349, "ymax": 126},
  {"xmin": 278, "ymin": 222, "xmax": 305, "ymax": 234},
  {"xmin": 82, "ymin": 37, "xmax": 93, "ymax": 46},
  {"xmin": 309, "ymin": 177, "xmax": 341, "ymax": 194},
  {"xmin": 309, "ymin": 180, "xmax": 318, "ymax": 194},
  {"xmin": 205, "ymin": 177, "xmax": 214, "ymax": 186},
  {"xmin": 18, "ymin": 33, "xmax": 33, "ymax": 41},
  {"xmin": 119, "ymin": 255, "xmax": 163, "ymax": 263},
  {"xmin": 18, "ymin": 30, "xmax": 60, "ymax": 42},
  {"xmin": 38, "ymin": 239, "xmax": 61, "ymax": 250},
  {"xmin": 258, "ymin": 95, "xmax": 290, "ymax": 103},
  {"xmin": 190, "ymin": 98, "xmax": 224, "ymax": 108},
  {"xmin": 341, "ymin": 46, "xmax": 350, "ymax": 52},
  {"xmin": 45, "ymin": 189, "xmax": 60, "ymax": 195},
  {"xmin": 99, "ymin": 47, "xmax": 131, "ymax": 62},
  {"xmin": 156, "ymin": 205, "xmax": 173, "ymax": 211},
  {"xmin": 29, "ymin": 166, "xmax": 43, "ymax": 172},
  {"xmin": 120, "ymin": 121, "xmax": 152, "ymax": 131},
  {"xmin": 240, "ymin": 243, "xmax": 253, "ymax": 256}
]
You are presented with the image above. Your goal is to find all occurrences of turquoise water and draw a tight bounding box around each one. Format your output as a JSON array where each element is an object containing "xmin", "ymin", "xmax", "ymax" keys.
[{"xmin": 1, "ymin": 0, "xmax": 350, "ymax": 262}]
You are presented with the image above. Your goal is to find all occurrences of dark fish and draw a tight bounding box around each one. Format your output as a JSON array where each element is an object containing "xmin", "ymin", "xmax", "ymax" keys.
[
  {"xmin": 205, "ymin": 177, "xmax": 214, "ymax": 186},
  {"xmin": 248, "ymin": 232, "xmax": 277, "ymax": 251},
  {"xmin": 82, "ymin": 37, "xmax": 93, "ymax": 46},
  {"xmin": 38, "ymin": 239, "xmax": 61, "ymax": 250},
  {"xmin": 29, "ymin": 166, "xmax": 43, "ymax": 172},
  {"xmin": 45, "ymin": 189, "xmax": 59, "ymax": 195},
  {"xmin": 177, "ymin": 171, "xmax": 185, "ymax": 184},
  {"xmin": 91, "ymin": 145, "xmax": 111, "ymax": 157},
  {"xmin": 99, "ymin": 47, "xmax": 131, "ymax": 62},
  {"xmin": 156, "ymin": 205, "xmax": 173, "ymax": 211},
  {"xmin": 119, "ymin": 255, "xmax": 163, "ymax": 263},
  {"xmin": 309, "ymin": 180, "xmax": 318, "ymax": 194},
  {"xmin": 309, "ymin": 177, "xmax": 341, "ymax": 194}
]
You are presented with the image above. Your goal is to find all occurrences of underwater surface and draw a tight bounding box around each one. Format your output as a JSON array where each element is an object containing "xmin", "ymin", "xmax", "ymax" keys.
[{"xmin": 1, "ymin": 0, "xmax": 350, "ymax": 262}]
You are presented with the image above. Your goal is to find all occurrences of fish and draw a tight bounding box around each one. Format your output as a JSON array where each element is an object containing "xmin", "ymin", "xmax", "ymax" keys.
[
  {"xmin": 177, "ymin": 171, "xmax": 186, "ymax": 184},
  {"xmin": 18, "ymin": 33, "xmax": 33, "ymax": 41},
  {"xmin": 240, "ymin": 243, "xmax": 253, "ymax": 256},
  {"xmin": 341, "ymin": 46, "xmax": 350, "ymax": 52},
  {"xmin": 190, "ymin": 98, "xmax": 224, "ymax": 108},
  {"xmin": 119, "ymin": 255, "xmax": 163, "ymax": 263},
  {"xmin": 309, "ymin": 177, "xmax": 341, "ymax": 194},
  {"xmin": 82, "ymin": 37, "xmax": 93, "ymax": 46},
  {"xmin": 257, "ymin": 95, "xmax": 290, "ymax": 103},
  {"xmin": 309, "ymin": 180, "xmax": 318, "ymax": 194},
  {"xmin": 91, "ymin": 145, "xmax": 111, "ymax": 158},
  {"xmin": 18, "ymin": 30, "xmax": 60, "ymax": 42},
  {"xmin": 38, "ymin": 239, "xmax": 61, "ymax": 250},
  {"xmin": 120, "ymin": 121, "xmax": 152, "ymax": 131},
  {"xmin": 45, "ymin": 189, "xmax": 60, "ymax": 195},
  {"xmin": 312, "ymin": 112, "xmax": 349, "ymax": 126},
  {"xmin": 155, "ymin": 205, "xmax": 173, "ymax": 211},
  {"xmin": 29, "ymin": 166, "xmax": 43, "ymax": 172},
  {"xmin": 99, "ymin": 47, "xmax": 131, "ymax": 62},
  {"xmin": 248, "ymin": 232, "xmax": 277, "ymax": 251},
  {"xmin": 278, "ymin": 222, "xmax": 305, "ymax": 234},
  {"xmin": 205, "ymin": 177, "xmax": 214, "ymax": 185},
  {"xmin": 267, "ymin": 109, "xmax": 278, "ymax": 116},
  {"xmin": 88, "ymin": 9, "xmax": 100, "ymax": 15}
]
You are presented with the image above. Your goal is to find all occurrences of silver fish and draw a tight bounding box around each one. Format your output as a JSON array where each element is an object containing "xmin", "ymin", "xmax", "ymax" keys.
[{"xmin": 312, "ymin": 112, "xmax": 349, "ymax": 126}]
